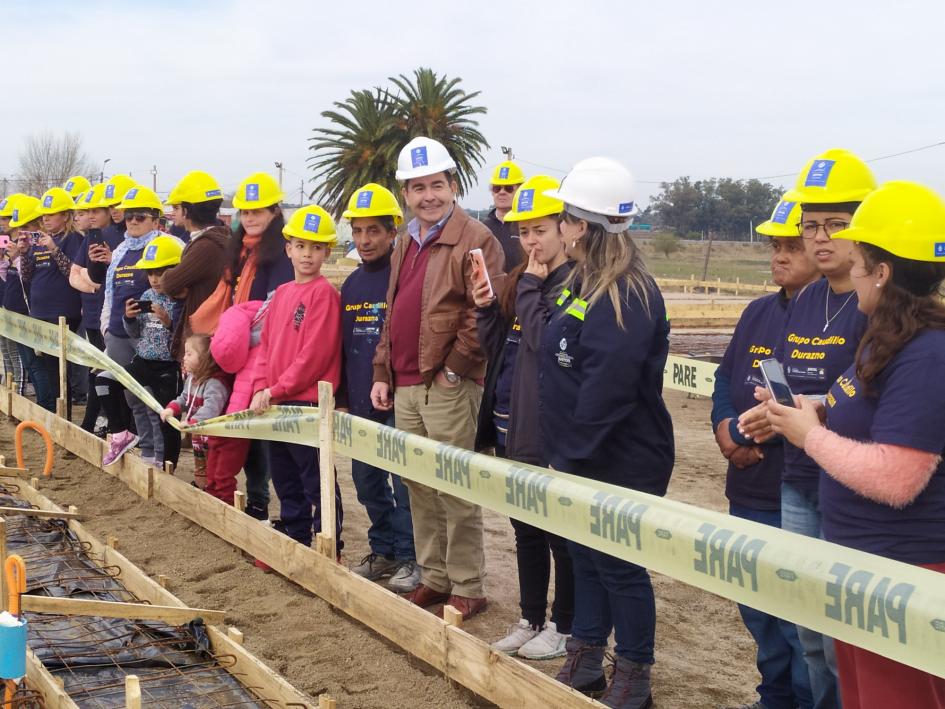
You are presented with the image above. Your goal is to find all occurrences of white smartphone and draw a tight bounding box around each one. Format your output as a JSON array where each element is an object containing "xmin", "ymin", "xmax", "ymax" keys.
[
  {"xmin": 759, "ymin": 358, "xmax": 796, "ymax": 408},
  {"xmin": 468, "ymin": 248, "xmax": 493, "ymax": 299}
]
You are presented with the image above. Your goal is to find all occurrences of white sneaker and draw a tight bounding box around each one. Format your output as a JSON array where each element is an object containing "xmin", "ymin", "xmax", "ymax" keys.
[
  {"xmin": 491, "ymin": 619, "xmax": 540, "ymax": 655},
  {"xmin": 517, "ymin": 621, "xmax": 569, "ymax": 660}
]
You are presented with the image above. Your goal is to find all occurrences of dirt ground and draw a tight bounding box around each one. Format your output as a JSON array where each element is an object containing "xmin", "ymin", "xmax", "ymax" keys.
[{"xmin": 2, "ymin": 389, "xmax": 760, "ymax": 709}]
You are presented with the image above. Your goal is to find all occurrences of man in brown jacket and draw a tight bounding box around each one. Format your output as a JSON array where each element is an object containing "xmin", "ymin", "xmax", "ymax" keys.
[
  {"xmin": 160, "ymin": 171, "xmax": 230, "ymax": 359},
  {"xmin": 371, "ymin": 137, "xmax": 504, "ymax": 620}
]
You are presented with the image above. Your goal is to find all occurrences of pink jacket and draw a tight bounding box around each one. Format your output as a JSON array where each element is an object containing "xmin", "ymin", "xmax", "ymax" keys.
[{"xmin": 210, "ymin": 300, "xmax": 267, "ymax": 414}]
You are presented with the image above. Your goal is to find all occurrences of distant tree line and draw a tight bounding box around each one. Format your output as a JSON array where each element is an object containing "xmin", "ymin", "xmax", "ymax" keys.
[{"xmin": 647, "ymin": 177, "xmax": 783, "ymax": 241}]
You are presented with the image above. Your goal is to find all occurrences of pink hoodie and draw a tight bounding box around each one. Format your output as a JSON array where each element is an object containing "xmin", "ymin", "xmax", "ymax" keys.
[{"xmin": 210, "ymin": 300, "xmax": 268, "ymax": 414}]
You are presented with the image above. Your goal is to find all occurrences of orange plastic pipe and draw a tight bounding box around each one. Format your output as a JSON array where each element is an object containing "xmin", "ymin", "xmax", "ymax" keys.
[
  {"xmin": 4, "ymin": 555, "xmax": 25, "ymax": 618},
  {"xmin": 14, "ymin": 421, "xmax": 54, "ymax": 477}
]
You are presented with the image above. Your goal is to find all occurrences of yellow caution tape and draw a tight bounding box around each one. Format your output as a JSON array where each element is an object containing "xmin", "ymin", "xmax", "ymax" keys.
[{"xmin": 3, "ymin": 311, "xmax": 944, "ymax": 678}]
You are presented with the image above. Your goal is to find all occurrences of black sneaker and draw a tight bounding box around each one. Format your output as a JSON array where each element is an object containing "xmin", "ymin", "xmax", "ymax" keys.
[{"xmin": 351, "ymin": 553, "xmax": 400, "ymax": 581}]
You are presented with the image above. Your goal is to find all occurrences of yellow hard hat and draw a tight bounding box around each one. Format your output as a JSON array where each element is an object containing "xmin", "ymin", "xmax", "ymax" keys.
[
  {"xmin": 37, "ymin": 188, "xmax": 76, "ymax": 215},
  {"xmin": 783, "ymin": 149, "xmax": 877, "ymax": 205},
  {"xmin": 342, "ymin": 183, "xmax": 403, "ymax": 225},
  {"xmin": 504, "ymin": 175, "xmax": 564, "ymax": 222},
  {"xmin": 491, "ymin": 161, "xmax": 525, "ymax": 186},
  {"xmin": 0, "ymin": 193, "xmax": 27, "ymax": 218},
  {"xmin": 117, "ymin": 186, "xmax": 163, "ymax": 213},
  {"xmin": 133, "ymin": 235, "xmax": 184, "ymax": 269},
  {"xmin": 283, "ymin": 205, "xmax": 337, "ymax": 244},
  {"xmin": 101, "ymin": 174, "xmax": 138, "ymax": 207},
  {"xmin": 832, "ymin": 181, "xmax": 945, "ymax": 262},
  {"xmin": 81, "ymin": 184, "xmax": 108, "ymax": 210},
  {"xmin": 756, "ymin": 199, "xmax": 802, "ymax": 238},
  {"xmin": 9, "ymin": 196, "xmax": 42, "ymax": 228},
  {"xmin": 233, "ymin": 172, "xmax": 283, "ymax": 210},
  {"xmin": 167, "ymin": 170, "xmax": 223, "ymax": 206},
  {"xmin": 63, "ymin": 175, "xmax": 92, "ymax": 198}
]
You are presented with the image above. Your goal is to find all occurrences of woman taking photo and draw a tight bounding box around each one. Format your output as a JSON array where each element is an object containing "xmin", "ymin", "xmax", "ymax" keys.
[
  {"xmin": 540, "ymin": 158, "xmax": 673, "ymax": 709},
  {"xmin": 764, "ymin": 180, "xmax": 945, "ymax": 708},
  {"xmin": 474, "ymin": 175, "xmax": 575, "ymax": 661}
]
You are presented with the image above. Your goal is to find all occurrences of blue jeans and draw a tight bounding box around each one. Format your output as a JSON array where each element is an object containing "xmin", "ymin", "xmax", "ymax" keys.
[
  {"xmin": 351, "ymin": 457, "xmax": 415, "ymax": 560},
  {"xmin": 568, "ymin": 541, "xmax": 655, "ymax": 664},
  {"xmin": 781, "ymin": 482, "xmax": 841, "ymax": 709},
  {"xmin": 730, "ymin": 502, "xmax": 814, "ymax": 709},
  {"xmin": 17, "ymin": 343, "xmax": 54, "ymax": 411}
]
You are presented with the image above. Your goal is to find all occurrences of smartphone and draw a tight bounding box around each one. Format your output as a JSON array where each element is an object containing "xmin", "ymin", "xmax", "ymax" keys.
[
  {"xmin": 759, "ymin": 358, "xmax": 795, "ymax": 407},
  {"xmin": 136, "ymin": 299, "xmax": 153, "ymax": 313},
  {"xmin": 87, "ymin": 231, "xmax": 104, "ymax": 247},
  {"xmin": 468, "ymin": 248, "xmax": 493, "ymax": 299},
  {"xmin": 28, "ymin": 232, "xmax": 42, "ymax": 246}
]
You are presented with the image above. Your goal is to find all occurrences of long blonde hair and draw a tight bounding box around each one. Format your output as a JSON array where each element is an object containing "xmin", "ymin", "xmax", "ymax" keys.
[{"xmin": 564, "ymin": 215, "xmax": 653, "ymax": 329}]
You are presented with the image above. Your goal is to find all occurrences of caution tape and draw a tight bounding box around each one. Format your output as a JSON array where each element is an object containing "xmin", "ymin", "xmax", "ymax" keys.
[{"xmin": 3, "ymin": 311, "xmax": 944, "ymax": 677}]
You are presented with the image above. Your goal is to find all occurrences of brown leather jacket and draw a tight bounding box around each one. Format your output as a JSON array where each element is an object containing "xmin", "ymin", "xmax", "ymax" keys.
[{"xmin": 373, "ymin": 207, "xmax": 505, "ymax": 388}]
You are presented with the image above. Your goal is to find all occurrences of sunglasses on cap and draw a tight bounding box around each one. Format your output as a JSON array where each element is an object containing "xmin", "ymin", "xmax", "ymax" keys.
[
  {"xmin": 491, "ymin": 184, "xmax": 517, "ymax": 194},
  {"xmin": 125, "ymin": 212, "xmax": 154, "ymax": 223}
]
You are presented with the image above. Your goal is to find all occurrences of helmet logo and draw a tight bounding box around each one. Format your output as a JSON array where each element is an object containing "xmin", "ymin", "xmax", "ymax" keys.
[
  {"xmin": 0, "ymin": 199, "xmax": 7, "ymax": 210},
  {"xmin": 618, "ymin": 202, "xmax": 633, "ymax": 214},
  {"xmin": 85, "ymin": 192, "xmax": 94, "ymax": 203},
  {"xmin": 105, "ymin": 185, "xmax": 115, "ymax": 199},
  {"xmin": 304, "ymin": 213, "xmax": 321, "ymax": 233},
  {"xmin": 205, "ymin": 189, "xmax": 222, "ymax": 198},
  {"xmin": 65, "ymin": 181, "xmax": 74, "ymax": 191},
  {"xmin": 356, "ymin": 190, "xmax": 373, "ymax": 209},
  {"xmin": 12, "ymin": 209, "xmax": 18, "ymax": 221},
  {"xmin": 804, "ymin": 159, "xmax": 836, "ymax": 188},
  {"xmin": 935, "ymin": 243, "xmax": 945, "ymax": 258},
  {"xmin": 126, "ymin": 188, "xmax": 138, "ymax": 200},
  {"xmin": 517, "ymin": 189, "xmax": 535, "ymax": 212},
  {"xmin": 145, "ymin": 244, "xmax": 158, "ymax": 260},
  {"xmin": 772, "ymin": 200, "xmax": 795, "ymax": 224},
  {"xmin": 410, "ymin": 146, "xmax": 428, "ymax": 168},
  {"xmin": 43, "ymin": 196, "xmax": 53, "ymax": 208},
  {"xmin": 245, "ymin": 183, "xmax": 259, "ymax": 202},
  {"xmin": 499, "ymin": 166, "xmax": 510, "ymax": 179}
]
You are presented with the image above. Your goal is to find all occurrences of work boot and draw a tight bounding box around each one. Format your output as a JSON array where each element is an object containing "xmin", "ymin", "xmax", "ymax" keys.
[
  {"xmin": 245, "ymin": 502, "xmax": 269, "ymax": 521},
  {"xmin": 600, "ymin": 656, "xmax": 653, "ymax": 709},
  {"xmin": 351, "ymin": 553, "xmax": 399, "ymax": 581},
  {"xmin": 555, "ymin": 637, "xmax": 606, "ymax": 697}
]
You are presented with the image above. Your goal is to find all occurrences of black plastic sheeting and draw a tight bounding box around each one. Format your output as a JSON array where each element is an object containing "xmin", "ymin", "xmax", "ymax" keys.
[{"xmin": 0, "ymin": 486, "xmax": 277, "ymax": 708}]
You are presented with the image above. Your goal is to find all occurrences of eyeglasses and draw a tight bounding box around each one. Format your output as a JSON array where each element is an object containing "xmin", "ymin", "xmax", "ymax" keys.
[
  {"xmin": 125, "ymin": 213, "xmax": 152, "ymax": 223},
  {"xmin": 491, "ymin": 184, "xmax": 517, "ymax": 194},
  {"xmin": 797, "ymin": 219, "xmax": 850, "ymax": 239}
]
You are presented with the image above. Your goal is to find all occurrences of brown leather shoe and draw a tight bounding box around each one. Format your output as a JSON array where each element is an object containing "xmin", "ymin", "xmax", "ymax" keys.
[
  {"xmin": 406, "ymin": 583, "xmax": 450, "ymax": 608},
  {"xmin": 447, "ymin": 595, "xmax": 488, "ymax": 621}
]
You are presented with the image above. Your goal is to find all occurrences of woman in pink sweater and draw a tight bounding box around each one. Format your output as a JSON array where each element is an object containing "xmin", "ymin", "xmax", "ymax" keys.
[{"xmin": 763, "ymin": 181, "xmax": 945, "ymax": 709}]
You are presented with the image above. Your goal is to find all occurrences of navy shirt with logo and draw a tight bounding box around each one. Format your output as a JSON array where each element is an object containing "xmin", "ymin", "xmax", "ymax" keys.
[
  {"xmin": 340, "ymin": 256, "xmax": 391, "ymax": 420},
  {"xmin": 28, "ymin": 232, "xmax": 83, "ymax": 322},
  {"xmin": 492, "ymin": 318, "xmax": 521, "ymax": 447},
  {"xmin": 75, "ymin": 226, "xmax": 124, "ymax": 332},
  {"xmin": 538, "ymin": 280, "xmax": 674, "ymax": 494},
  {"xmin": 712, "ymin": 291, "xmax": 790, "ymax": 510},
  {"xmin": 821, "ymin": 329, "xmax": 945, "ymax": 564},
  {"xmin": 108, "ymin": 243, "xmax": 151, "ymax": 338},
  {"xmin": 776, "ymin": 278, "xmax": 867, "ymax": 496}
]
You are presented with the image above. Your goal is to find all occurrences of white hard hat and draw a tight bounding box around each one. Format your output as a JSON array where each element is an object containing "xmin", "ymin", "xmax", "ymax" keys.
[
  {"xmin": 544, "ymin": 157, "xmax": 636, "ymax": 234},
  {"xmin": 396, "ymin": 136, "xmax": 457, "ymax": 181}
]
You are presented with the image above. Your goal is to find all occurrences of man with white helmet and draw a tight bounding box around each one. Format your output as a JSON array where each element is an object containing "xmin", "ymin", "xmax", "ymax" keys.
[{"xmin": 371, "ymin": 136, "xmax": 505, "ymax": 619}]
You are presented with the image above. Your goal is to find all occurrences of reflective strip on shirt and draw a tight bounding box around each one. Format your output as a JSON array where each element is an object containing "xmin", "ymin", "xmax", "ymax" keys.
[{"xmin": 565, "ymin": 298, "xmax": 588, "ymax": 321}]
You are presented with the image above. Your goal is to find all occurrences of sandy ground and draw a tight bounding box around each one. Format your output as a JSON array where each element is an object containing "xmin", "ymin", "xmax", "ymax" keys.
[{"xmin": 3, "ymin": 389, "xmax": 760, "ymax": 709}]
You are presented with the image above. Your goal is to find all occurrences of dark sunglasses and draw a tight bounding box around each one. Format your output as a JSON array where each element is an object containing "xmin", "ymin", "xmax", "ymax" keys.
[
  {"xmin": 491, "ymin": 184, "xmax": 517, "ymax": 194},
  {"xmin": 125, "ymin": 212, "xmax": 153, "ymax": 223}
]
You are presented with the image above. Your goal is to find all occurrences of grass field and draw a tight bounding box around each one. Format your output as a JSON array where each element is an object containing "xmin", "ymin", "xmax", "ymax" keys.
[{"xmin": 638, "ymin": 237, "xmax": 773, "ymax": 284}]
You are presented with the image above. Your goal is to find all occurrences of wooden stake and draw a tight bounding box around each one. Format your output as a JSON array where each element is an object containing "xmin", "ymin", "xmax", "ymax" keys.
[
  {"xmin": 125, "ymin": 675, "xmax": 141, "ymax": 709},
  {"xmin": 57, "ymin": 316, "xmax": 68, "ymax": 421},
  {"xmin": 443, "ymin": 605, "xmax": 463, "ymax": 628},
  {"xmin": 316, "ymin": 380, "xmax": 336, "ymax": 560},
  {"xmin": 30, "ymin": 476, "xmax": 39, "ymax": 489},
  {"xmin": 227, "ymin": 626, "xmax": 244, "ymax": 645},
  {"xmin": 158, "ymin": 574, "xmax": 168, "ymax": 589},
  {"xmin": 318, "ymin": 695, "xmax": 336, "ymax": 709},
  {"xmin": 164, "ymin": 461, "xmax": 174, "ymax": 476},
  {"xmin": 234, "ymin": 490, "xmax": 246, "ymax": 513},
  {"xmin": 0, "ymin": 505, "xmax": 83, "ymax": 520},
  {"xmin": 107, "ymin": 535, "xmax": 118, "ymax": 550}
]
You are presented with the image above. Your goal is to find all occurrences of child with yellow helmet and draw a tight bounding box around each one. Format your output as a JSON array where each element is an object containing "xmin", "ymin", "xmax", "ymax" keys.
[{"xmin": 763, "ymin": 181, "xmax": 945, "ymax": 709}]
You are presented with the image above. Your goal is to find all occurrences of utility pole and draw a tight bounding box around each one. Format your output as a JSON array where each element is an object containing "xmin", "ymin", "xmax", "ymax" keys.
[
  {"xmin": 150, "ymin": 165, "xmax": 157, "ymax": 192},
  {"xmin": 100, "ymin": 158, "xmax": 111, "ymax": 184},
  {"xmin": 500, "ymin": 146, "xmax": 515, "ymax": 161},
  {"xmin": 274, "ymin": 161, "xmax": 284, "ymax": 190},
  {"xmin": 300, "ymin": 179, "xmax": 305, "ymax": 207}
]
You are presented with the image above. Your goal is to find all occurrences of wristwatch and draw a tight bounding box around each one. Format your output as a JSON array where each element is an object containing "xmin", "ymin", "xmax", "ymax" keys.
[{"xmin": 443, "ymin": 367, "xmax": 462, "ymax": 384}]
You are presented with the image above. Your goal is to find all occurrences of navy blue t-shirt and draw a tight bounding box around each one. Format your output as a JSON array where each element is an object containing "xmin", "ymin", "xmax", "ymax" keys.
[
  {"xmin": 340, "ymin": 258, "xmax": 390, "ymax": 420},
  {"xmin": 539, "ymin": 279, "xmax": 674, "ymax": 494},
  {"xmin": 3, "ymin": 269, "xmax": 29, "ymax": 315},
  {"xmin": 108, "ymin": 242, "xmax": 151, "ymax": 337},
  {"xmin": 28, "ymin": 232, "xmax": 83, "ymax": 322},
  {"xmin": 776, "ymin": 279, "xmax": 867, "ymax": 495},
  {"xmin": 492, "ymin": 318, "xmax": 521, "ymax": 447},
  {"xmin": 821, "ymin": 329, "xmax": 945, "ymax": 564},
  {"xmin": 712, "ymin": 291, "xmax": 790, "ymax": 510},
  {"xmin": 75, "ymin": 227, "xmax": 124, "ymax": 332}
]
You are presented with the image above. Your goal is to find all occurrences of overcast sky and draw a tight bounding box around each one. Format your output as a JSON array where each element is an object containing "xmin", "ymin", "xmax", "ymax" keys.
[{"xmin": 2, "ymin": 0, "xmax": 943, "ymax": 209}]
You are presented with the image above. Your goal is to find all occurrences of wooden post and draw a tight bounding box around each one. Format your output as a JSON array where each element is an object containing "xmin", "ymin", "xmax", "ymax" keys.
[
  {"xmin": 125, "ymin": 675, "xmax": 141, "ymax": 709},
  {"xmin": 716, "ymin": 277, "xmax": 722, "ymax": 295},
  {"xmin": 318, "ymin": 695, "xmax": 336, "ymax": 709},
  {"xmin": 164, "ymin": 461, "xmax": 174, "ymax": 476},
  {"xmin": 30, "ymin": 476, "xmax": 39, "ymax": 489},
  {"xmin": 443, "ymin": 605, "xmax": 463, "ymax": 628},
  {"xmin": 0, "ymin": 517, "xmax": 6, "ymax": 611},
  {"xmin": 315, "ymin": 381, "xmax": 337, "ymax": 560},
  {"xmin": 735, "ymin": 277, "xmax": 740, "ymax": 296},
  {"xmin": 234, "ymin": 490, "xmax": 246, "ymax": 513},
  {"xmin": 107, "ymin": 535, "xmax": 118, "ymax": 550},
  {"xmin": 227, "ymin": 626, "xmax": 244, "ymax": 645},
  {"xmin": 57, "ymin": 316, "xmax": 69, "ymax": 421},
  {"xmin": 158, "ymin": 574, "xmax": 168, "ymax": 589}
]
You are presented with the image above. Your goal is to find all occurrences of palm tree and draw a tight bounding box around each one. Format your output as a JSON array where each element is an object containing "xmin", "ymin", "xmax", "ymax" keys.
[
  {"xmin": 388, "ymin": 68, "xmax": 489, "ymax": 197},
  {"xmin": 307, "ymin": 68, "xmax": 489, "ymax": 216},
  {"xmin": 307, "ymin": 88, "xmax": 401, "ymax": 217}
]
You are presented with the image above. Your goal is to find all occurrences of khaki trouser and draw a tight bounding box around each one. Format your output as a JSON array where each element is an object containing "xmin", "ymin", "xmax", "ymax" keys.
[{"xmin": 394, "ymin": 380, "xmax": 485, "ymax": 597}]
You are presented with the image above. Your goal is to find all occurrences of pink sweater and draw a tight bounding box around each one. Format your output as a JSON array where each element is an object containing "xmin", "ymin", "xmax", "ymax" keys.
[
  {"xmin": 211, "ymin": 300, "xmax": 267, "ymax": 414},
  {"xmin": 252, "ymin": 276, "xmax": 341, "ymax": 403}
]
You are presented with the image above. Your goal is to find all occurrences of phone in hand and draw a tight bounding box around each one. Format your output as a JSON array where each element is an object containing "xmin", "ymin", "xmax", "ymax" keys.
[
  {"xmin": 136, "ymin": 299, "xmax": 153, "ymax": 313},
  {"xmin": 87, "ymin": 231, "xmax": 104, "ymax": 247},
  {"xmin": 759, "ymin": 358, "xmax": 795, "ymax": 407},
  {"xmin": 28, "ymin": 232, "xmax": 42, "ymax": 246},
  {"xmin": 468, "ymin": 248, "xmax": 493, "ymax": 299}
]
